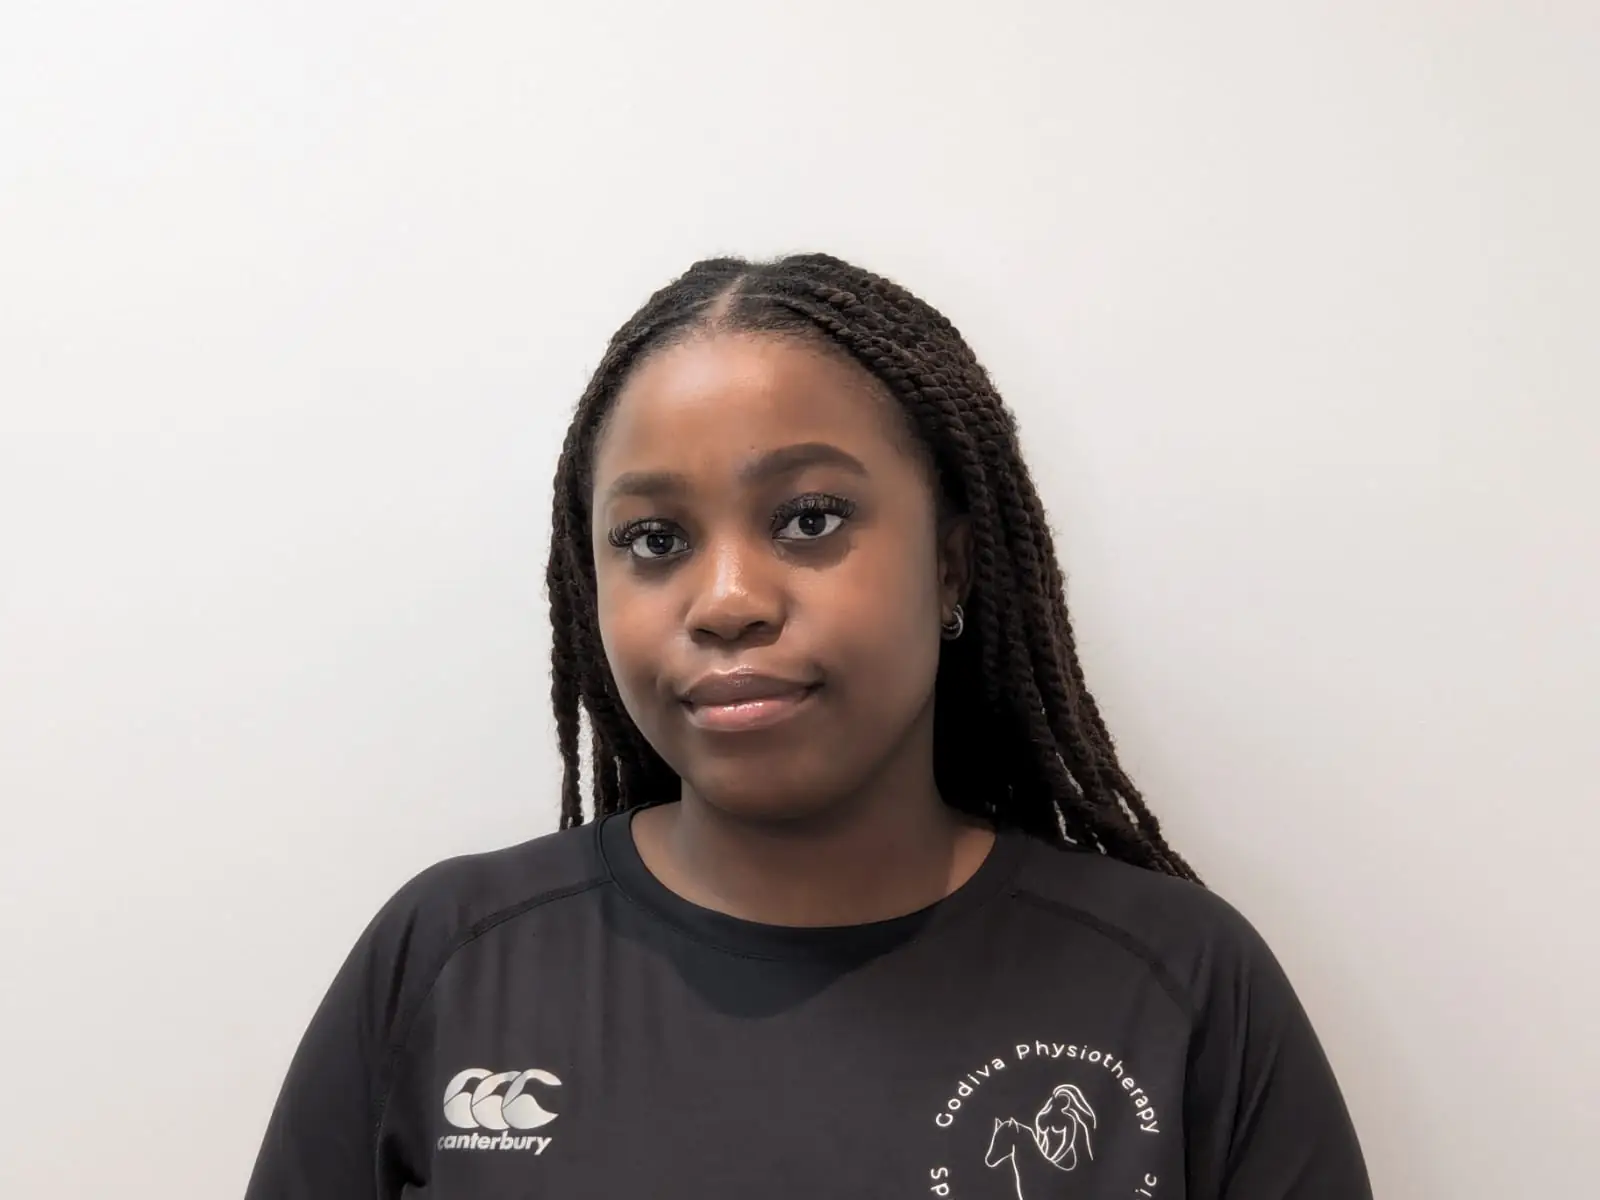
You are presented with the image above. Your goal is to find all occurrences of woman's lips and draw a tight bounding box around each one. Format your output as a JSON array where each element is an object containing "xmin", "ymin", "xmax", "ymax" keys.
[{"xmin": 682, "ymin": 685, "xmax": 819, "ymax": 732}]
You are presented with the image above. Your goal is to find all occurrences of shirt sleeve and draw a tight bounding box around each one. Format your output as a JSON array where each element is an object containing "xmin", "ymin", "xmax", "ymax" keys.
[
  {"xmin": 1184, "ymin": 911, "xmax": 1373, "ymax": 1199},
  {"xmin": 244, "ymin": 890, "xmax": 425, "ymax": 1200}
]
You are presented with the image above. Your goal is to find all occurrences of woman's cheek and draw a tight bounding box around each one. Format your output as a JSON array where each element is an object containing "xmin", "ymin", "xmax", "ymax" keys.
[{"xmin": 596, "ymin": 592, "xmax": 667, "ymax": 715}]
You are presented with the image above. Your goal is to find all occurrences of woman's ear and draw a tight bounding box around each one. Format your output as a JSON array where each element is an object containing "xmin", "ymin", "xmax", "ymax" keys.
[{"xmin": 937, "ymin": 514, "xmax": 975, "ymax": 618}]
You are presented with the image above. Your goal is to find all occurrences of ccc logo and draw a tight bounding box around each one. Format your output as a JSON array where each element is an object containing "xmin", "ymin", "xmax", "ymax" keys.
[{"xmin": 442, "ymin": 1068, "xmax": 562, "ymax": 1131}]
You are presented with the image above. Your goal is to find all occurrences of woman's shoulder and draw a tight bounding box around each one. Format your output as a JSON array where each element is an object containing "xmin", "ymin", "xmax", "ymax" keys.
[
  {"xmin": 1007, "ymin": 835, "xmax": 1286, "ymax": 1018},
  {"xmin": 333, "ymin": 823, "xmax": 607, "ymax": 1006},
  {"xmin": 369, "ymin": 821, "xmax": 607, "ymax": 947}
]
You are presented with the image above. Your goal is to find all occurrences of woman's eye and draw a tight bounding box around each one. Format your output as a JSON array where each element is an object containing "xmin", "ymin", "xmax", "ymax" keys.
[
  {"xmin": 608, "ymin": 521, "xmax": 688, "ymax": 561},
  {"xmin": 773, "ymin": 494, "xmax": 856, "ymax": 542},
  {"xmin": 629, "ymin": 530, "xmax": 687, "ymax": 560},
  {"xmin": 775, "ymin": 510, "xmax": 846, "ymax": 541}
]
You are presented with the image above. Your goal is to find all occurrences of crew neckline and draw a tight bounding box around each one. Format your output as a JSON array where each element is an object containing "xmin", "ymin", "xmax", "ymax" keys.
[{"xmin": 597, "ymin": 808, "xmax": 1029, "ymax": 961}]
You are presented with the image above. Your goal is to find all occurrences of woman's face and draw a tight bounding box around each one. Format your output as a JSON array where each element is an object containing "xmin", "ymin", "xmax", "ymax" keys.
[{"xmin": 590, "ymin": 332, "xmax": 969, "ymax": 824}]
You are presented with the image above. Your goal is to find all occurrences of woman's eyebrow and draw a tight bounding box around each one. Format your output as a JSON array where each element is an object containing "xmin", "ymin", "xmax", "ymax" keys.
[{"xmin": 603, "ymin": 442, "xmax": 869, "ymax": 503}]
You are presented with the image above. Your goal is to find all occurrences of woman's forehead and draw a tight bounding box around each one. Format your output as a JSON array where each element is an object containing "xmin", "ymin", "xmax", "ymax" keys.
[{"xmin": 595, "ymin": 333, "xmax": 920, "ymax": 477}]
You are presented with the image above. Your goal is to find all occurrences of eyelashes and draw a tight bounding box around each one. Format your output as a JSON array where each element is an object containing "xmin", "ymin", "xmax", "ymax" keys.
[
  {"xmin": 770, "ymin": 492, "xmax": 858, "ymax": 540},
  {"xmin": 606, "ymin": 492, "xmax": 858, "ymax": 563}
]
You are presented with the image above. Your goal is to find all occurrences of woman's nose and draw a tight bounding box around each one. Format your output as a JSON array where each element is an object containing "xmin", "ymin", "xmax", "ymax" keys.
[{"xmin": 684, "ymin": 536, "xmax": 785, "ymax": 643}]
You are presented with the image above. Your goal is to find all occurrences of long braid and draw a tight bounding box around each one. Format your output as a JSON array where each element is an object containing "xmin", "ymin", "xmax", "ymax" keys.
[{"xmin": 545, "ymin": 254, "xmax": 1198, "ymax": 881}]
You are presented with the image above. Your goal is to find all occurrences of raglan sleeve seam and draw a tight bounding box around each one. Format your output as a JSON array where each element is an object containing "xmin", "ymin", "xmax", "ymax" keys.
[{"xmin": 1011, "ymin": 888, "xmax": 1203, "ymax": 1027}]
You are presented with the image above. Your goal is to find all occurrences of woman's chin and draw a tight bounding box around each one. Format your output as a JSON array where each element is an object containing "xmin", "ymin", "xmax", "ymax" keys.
[{"xmin": 684, "ymin": 773, "xmax": 852, "ymax": 829}]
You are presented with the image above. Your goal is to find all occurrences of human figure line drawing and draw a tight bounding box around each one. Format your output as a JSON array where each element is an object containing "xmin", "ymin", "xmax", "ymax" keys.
[{"xmin": 983, "ymin": 1084, "xmax": 1097, "ymax": 1200}]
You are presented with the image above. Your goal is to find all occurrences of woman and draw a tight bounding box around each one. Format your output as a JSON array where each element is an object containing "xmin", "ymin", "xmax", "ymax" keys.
[{"xmin": 246, "ymin": 254, "xmax": 1371, "ymax": 1198}]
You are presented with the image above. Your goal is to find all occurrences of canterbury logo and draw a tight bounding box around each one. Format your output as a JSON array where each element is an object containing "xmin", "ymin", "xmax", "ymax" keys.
[{"xmin": 442, "ymin": 1068, "xmax": 562, "ymax": 1131}]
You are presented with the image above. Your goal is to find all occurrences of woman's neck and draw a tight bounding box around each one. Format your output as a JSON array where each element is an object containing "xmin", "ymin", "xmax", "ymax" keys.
[{"xmin": 629, "ymin": 781, "xmax": 995, "ymax": 928}]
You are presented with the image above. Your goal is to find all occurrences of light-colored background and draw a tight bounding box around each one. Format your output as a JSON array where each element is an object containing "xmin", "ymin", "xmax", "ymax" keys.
[{"xmin": 2, "ymin": 3, "xmax": 1596, "ymax": 1196}]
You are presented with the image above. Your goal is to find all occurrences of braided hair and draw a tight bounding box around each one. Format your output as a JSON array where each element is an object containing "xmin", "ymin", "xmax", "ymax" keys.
[{"xmin": 546, "ymin": 254, "xmax": 1197, "ymax": 881}]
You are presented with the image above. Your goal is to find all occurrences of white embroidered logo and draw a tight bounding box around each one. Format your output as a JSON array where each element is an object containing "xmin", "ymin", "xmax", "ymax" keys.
[
  {"xmin": 437, "ymin": 1068, "xmax": 561, "ymax": 1153},
  {"xmin": 926, "ymin": 1040, "xmax": 1163, "ymax": 1198},
  {"xmin": 984, "ymin": 1084, "xmax": 1097, "ymax": 1199}
]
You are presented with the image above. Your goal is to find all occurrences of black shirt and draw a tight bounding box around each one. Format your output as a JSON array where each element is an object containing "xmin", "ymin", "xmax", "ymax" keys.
[{"xmin": 245, "ymin": 814, "xmax": 1370, "ymax": 1198}]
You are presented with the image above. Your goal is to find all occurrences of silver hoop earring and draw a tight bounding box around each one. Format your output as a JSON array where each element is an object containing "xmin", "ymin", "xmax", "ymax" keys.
[{"xmin": 941, "ymin": 603, "xmax": 965, "ymax": 641}]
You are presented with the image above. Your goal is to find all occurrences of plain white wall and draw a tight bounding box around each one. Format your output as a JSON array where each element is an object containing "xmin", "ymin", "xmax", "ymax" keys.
[{"xmin": 2, "ymin": 2, "xmax": 1595, "ymax": 1195}]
